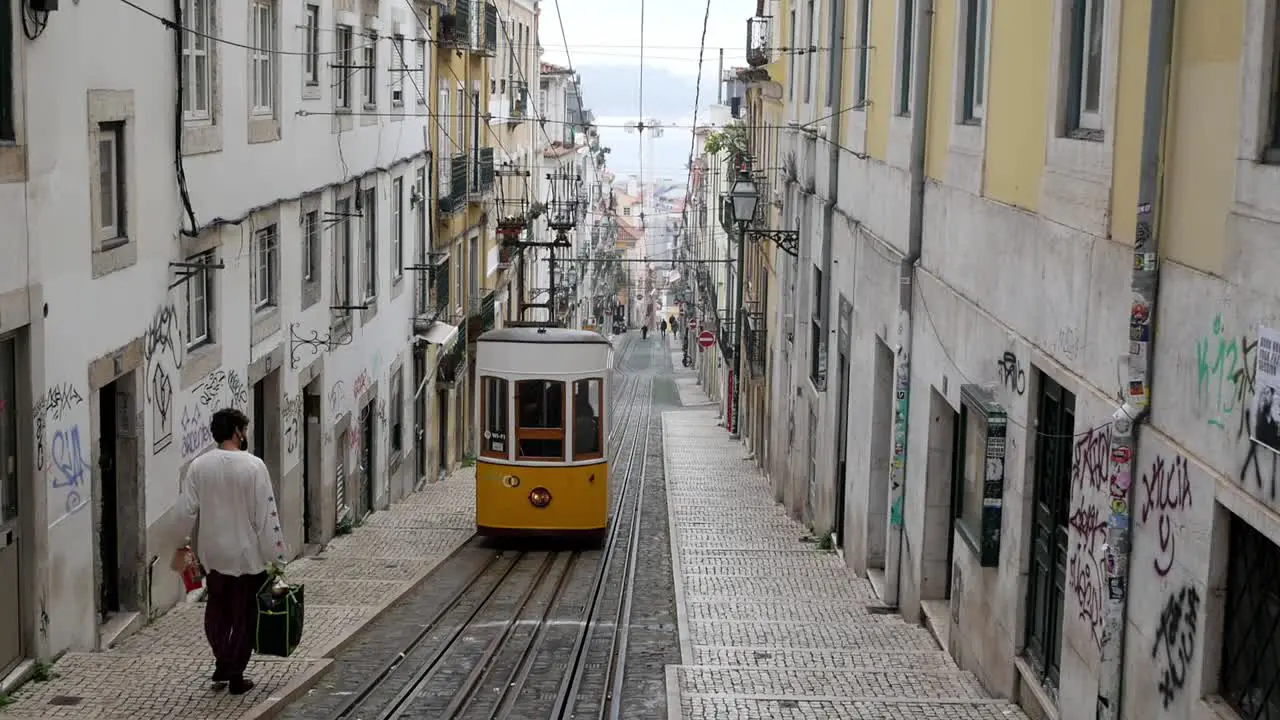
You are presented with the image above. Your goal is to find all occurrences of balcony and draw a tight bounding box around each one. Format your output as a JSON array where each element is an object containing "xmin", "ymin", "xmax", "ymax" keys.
[
  {"xmin": 481, "ymin": 1, "xmax": 498, "ymax": 56},
  {"xmin": 439, "ymin": 154, "xmax": 469, "ymax": 214},
  {"xmin": 439, "ymin": 0, "xmax": 471, "ymax": 49},
  {"xmin": 508, "ymin": 81, "xmax": 528, "ymax": 122},
  {"xmin": 745, "ymin": 15, "xmax": 771, "ymax": 68},
  {"xmin": 744, "ymin": 308, "xmax": 767, "ymax": 377},
  {"xmin": 469, "ymin": 148, "xmax": 494, "ymax": 201}
]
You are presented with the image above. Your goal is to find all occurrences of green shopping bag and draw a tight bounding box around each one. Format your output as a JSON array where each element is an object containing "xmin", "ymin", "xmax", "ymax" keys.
[{"xmin": 254, "ymin": 578, "xmax": 305, "ymax": 657}]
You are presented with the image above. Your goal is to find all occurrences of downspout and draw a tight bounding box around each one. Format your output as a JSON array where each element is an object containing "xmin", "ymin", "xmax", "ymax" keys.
[
  {"xmin": 883, "ymin": 0, "xmax": 932, "ymax": 610},
  {"xmin": 1096, "ymin": 1, "xmax": 1175, "ymax": 717},
  {"xmin": 819, "ymin": 0, "xmax": 847, "ymax": 516}
]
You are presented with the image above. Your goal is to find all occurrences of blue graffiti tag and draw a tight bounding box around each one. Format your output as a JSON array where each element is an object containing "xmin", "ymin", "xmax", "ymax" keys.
[
  {"xmin": 51, "ymin": 426, "xmax": 89, "ymax": 514},
  {"xmin": 181, "ymin": 405, "xmax": 213, "ymax": 459}
]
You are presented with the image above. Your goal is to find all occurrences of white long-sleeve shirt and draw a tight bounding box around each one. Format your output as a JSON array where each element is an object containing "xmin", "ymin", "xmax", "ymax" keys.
[{"xmin": 177, "ymin": 449, "xmax": 289, "ymax": 576}]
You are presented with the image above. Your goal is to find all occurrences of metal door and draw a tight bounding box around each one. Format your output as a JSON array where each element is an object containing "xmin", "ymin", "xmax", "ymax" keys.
[
  {"xmin": 833, "ymin": 353, "xmax": 849, "ymax": 545},
  {"xmin": 359, "ymin": 408, "xmax": 374, "ymax": 517},
  {"xmin": 1024, "ymin": 374, "xmax": 1074, "ymax": 688},
  {"xmin": 0, "ymin": 337, "xmax": 22, "ymax": 674}
]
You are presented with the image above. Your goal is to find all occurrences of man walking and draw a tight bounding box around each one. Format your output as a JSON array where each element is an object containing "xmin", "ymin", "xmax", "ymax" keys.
[{"xmin": 177, "ymin": 408, "xmax": 288, "ymax": 694}]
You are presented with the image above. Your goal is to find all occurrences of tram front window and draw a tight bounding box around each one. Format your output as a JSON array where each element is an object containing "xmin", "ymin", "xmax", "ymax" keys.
[
  {"xmin": 481, "ymin": 376, "xmax": 509, "ymax": 458},
  {"xmin": 515, "ymin": 379, "xmax": 565, "ymax": 459},
  {"xmin": 573, "ymin": 379, "xmax": 603, "ymax": 460}
]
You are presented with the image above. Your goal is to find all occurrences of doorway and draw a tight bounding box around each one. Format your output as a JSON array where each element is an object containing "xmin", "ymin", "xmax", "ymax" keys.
[
  {"xmin": 413, "ymin": 349, "xmax": 428, "ymax": 485},
  {"xmin": 96, "ymin": 376, "xmax": 140, "ymax": 624},
  {"xmin": 920, "ymin": 390, "xmax": 957, "ymax": 601},
  {"xmin": 833, "ymin": 351, "xmax": 850, "ymax": 551},
  {"xmin": 252, "ymin": 371, "xmax": 282, "ymax": 502},
  {"xmin": 302, "ymin": 386, "xmax": 321, "ymax": 544},
  {"xmin": 358, "ymin": 404, "xmax": 375, "ymax": 518},
  {"xmin": 98, "ymin": 383, "xmax": 120, "ymax": 620},
  {"xmin": 1025, "ymin": 373, "xmax": 1074, "ymax": 689},
  {"xmin": 0, "ymin": 337, "xmax": 23, "ymax": 675},
  {"xmin": 437, "ymin": 388, "xmax": 449, "ymax": 478}
]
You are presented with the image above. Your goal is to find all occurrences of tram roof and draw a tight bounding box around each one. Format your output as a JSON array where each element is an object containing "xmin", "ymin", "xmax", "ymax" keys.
[{"xmin": 477, "ymin": 326, "xmax": 611, "ymax": 345}]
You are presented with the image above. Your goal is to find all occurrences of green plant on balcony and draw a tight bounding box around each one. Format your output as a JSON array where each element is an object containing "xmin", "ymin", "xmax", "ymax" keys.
[{"xmin": 704, "ymin": 123, "xmax": 748, "ymax": 165}]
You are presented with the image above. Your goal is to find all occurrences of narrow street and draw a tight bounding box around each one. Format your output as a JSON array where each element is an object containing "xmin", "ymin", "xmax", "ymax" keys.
[{"xmin": 0, "ymin": 333, "xmax": 1023, "ymax": 719}]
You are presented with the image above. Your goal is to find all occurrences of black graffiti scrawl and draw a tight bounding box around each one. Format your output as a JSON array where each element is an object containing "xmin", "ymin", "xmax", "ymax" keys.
[{"xmin": 1152, "ymin": 585, "xmax": 1200, "ymax": 709}]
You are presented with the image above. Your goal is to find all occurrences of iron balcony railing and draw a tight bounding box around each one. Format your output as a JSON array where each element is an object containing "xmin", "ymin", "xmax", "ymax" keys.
[
  {"xmin": 475, "ymin": 148, "xmax": 495, "ymax": 195},
  {"xmin": 482, "ymin": 1, "xmax": 498, "ymax": 55},
  {"xmin": 744, "ymin": 310, "xmax": 766, "ymax": 377},
  {"xmin": 439, "ymin": 0, "xmax": 471, "ymax": 48},
  {"xmin": 746, "ymin": 15, "xmax": 771, "ymax": 68},
  {"xmin": 440, "ymin": 154, "xmax": 468, "ymax": 212}
]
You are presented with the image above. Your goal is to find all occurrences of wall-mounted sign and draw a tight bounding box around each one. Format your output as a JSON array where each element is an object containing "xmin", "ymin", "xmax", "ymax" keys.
[{"xmin": 960, "ymin": 384, "xmax": 1007, "ymax": 568}]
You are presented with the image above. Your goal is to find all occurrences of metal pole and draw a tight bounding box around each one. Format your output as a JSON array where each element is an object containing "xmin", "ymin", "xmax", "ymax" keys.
[
  {"xmin": 731, "ymin": 221, "xmax": 746, "ymax": 438},
  {"xmin": 549, "ymin": 235, "xmax": 558, "ymax": 325},
  {"xmin": 1096, "ymin": 2, "xmax": 1175, "ymax": 718}
]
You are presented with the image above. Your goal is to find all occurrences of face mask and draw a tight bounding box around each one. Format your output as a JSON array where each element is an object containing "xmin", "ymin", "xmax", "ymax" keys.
[{"xmin": 239, "ymin": 437, "xmax": 249, "ymax": 452}]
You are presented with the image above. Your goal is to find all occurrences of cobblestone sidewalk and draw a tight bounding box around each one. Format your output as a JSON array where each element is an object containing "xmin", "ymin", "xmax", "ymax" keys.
[
  {"xmin": 0, "ymin": 469, "xmax": 476, "ymax": 720},
  {"xmin": 661, "ymin": 410, "xmax": 1029, "ymax": 720}
]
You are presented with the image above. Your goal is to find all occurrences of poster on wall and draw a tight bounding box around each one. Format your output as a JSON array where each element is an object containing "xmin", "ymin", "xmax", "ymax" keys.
[{"xmin": 1250, "ymin": 325, "xmax": 1280, "ymax": 455}]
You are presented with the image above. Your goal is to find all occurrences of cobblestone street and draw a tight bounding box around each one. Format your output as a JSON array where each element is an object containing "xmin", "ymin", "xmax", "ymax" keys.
[
  {"xmin": 661, "ymin": 392, "xmax": 1030, "ymax": 719},
  {"xmin": 0, "ymin": 470, "xmax": 476, "ymax": 720}
]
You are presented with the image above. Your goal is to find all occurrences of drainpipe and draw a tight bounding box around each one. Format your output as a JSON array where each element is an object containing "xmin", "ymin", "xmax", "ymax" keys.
[
  {"xmin": 883, "ymin": 0, "xmax": 932, "ymax": 610},
  {"xmin": 818, "ymin": 0, "xmax": 847, "ymax": 520},
  {"xmin": 1096, "ymin": 2, "xmax": 1175, "ymax": 717}
]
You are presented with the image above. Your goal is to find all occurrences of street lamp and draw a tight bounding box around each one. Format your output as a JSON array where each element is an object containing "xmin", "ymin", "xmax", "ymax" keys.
[
  {"xmin": 545, "ymin": 168, "xmax": 583, "ymax": 325},
  {"xmin": 724, "ymin": 170, "xmax": 758, "ymax": 439}
]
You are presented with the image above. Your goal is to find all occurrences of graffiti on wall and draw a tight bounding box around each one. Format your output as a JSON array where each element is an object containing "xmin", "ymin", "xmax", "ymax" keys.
[
  {"xmin": 328, "ymin": 380, "xmax": 346, "ymax": 414},
  {"xmin": 1068, "ymin": 425, "xmax": 1110, "ymax": 651},
  {"xmin": 282, "ymin": 392, "xmax": 302, "ymax": 455},
  {"xmin": 1139, "ymin": 453, "xmax": 1192, "ymax": 577},
  {"xmin": 995, "ymin": 351, "xmax": 1027, "ymax": 395},
  {"xmin": 1194, "ymin": 314, "xmax": 1255, "ymax": 432},
  {"xmin": 1152, "ymin": 584, "xmax": 1200, "ymax": 709},
  {"xmin": 144, "ymin": 303, "xmax": 182, "ymax": 455},
  {"xmin": 180, "ymin": 405, "xmax": 213, "ymax": 460},
  {"xmin": 179, "ymin": 368, "xmax": 248, "ymax": 460},
  {"xmin": 33, "ymin": 382, "xmax": 85, "ymax": 493},
  {"xmin": 50, "ymin": 425, "xmax": 90, "ymax": 516},
  {"xmin": 36, "ymin": 383, "xmax": 83, "ymax": 422},
  {"xmin": 888, "ymin": 313, "xmax": 910, "ymax": 529}
]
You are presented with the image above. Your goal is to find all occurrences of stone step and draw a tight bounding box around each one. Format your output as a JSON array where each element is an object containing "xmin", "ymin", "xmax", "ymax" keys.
[
  {"xmin": 686, "ymin": 599, "xmax": 891, "ymax": 623},
  {"xmin": 690, "ymin": 646, "xmax": 962, "ymax": 671},
  {"xmin": 681, "ymin": 574, "xmax": 881, "ymax": 600},
  {"xmin": 674, "ymin": 694, "xmax": 1030, "ymax": 720},
  {"xmin": 673, "ymin": 666, "xmax": 989, "ymax": 701},
  {"xmin": 689, "ymin": 619, "xmax": 941, "ymax": 651}
]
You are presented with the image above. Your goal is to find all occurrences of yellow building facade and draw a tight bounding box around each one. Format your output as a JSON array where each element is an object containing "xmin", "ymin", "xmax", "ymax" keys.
[{"xmin": 758, "ymin": 0, "xmax": 1280, "ymax": 718}]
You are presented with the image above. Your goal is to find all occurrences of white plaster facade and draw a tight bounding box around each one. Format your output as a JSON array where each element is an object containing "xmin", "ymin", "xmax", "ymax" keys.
[{"xmin": 0, "ymin": 0, "xmax": 440, "ymax": 670}]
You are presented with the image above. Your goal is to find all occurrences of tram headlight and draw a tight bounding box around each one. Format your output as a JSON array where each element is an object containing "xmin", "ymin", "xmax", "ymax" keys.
[{"xmin": 529, "ymin": 487, "xmax": 552, "ymax": 508}]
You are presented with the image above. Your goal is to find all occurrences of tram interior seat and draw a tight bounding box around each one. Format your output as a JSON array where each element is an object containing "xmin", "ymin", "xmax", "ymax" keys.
[{"xmin": 518, "ymin": 381, "xmax": 565, "ymax": 459}]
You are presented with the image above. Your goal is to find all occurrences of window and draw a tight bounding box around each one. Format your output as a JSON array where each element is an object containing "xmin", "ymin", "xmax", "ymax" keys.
[
  {"xmin": 250, "ymin": 0, "xmax": 275, "ymax": 115},
  {"xmin": 304, "ymin": 4, "xmax": 320, "ymax": 86},
  {"xmin": 415, "ymin": 167, "xmax": 427, "ymax": 260},
  {"xmin": 623, "ymin": 206, "xmax": 631, "ymax": 216},
  {"xmin": 334, "ymin": 197, "xmax": 353, "ymax": 311},
  {"xmin": 391, "ymin": 35, "xmax": 405, "ymax": 105},
  {"xmin": 962, "ymin": 0, "xmax": 988, "ymax": 122},
  {"xmin": 302, "ymin": 209, "xmax": 319, "ymax": 281},
  {"xmin": 181, "ymin": 0, "xmax": 213, "ymax": 121},
  {"xmin": 97, "ymin": 122, "xmax": 126, "ymax": 242},
  {"xmin": 390, "ymin": 367, "xmax": 404, "ymax": 455},
  {"xmin": 453, "ymin": 248, "xmax": 463, "ymax": 312},
  {"xmin": 468, "ymin": 235, "xmax": 479, "ymax": 303},
  {"xmin": 1067, "ymin": 0, "xmax": 1105, "ymax": 133},
  {"xmin": 437, "ymin": 82, "xmax": 451, "ymax": 173},
  {"xmin": 362, "ymin": 186, "xmax": 377, "ymax": 300},
  {"xmin": 391, "ymin": 177, "xmax": 403, "ymax": 280},
  {"xmin": 538, "ymin": 88, "xmax": 547, "ymax": 115},
  {"xmin": 571, "ymin": 379, "xmax": 603, "ymax": 460},
  {"xmin": 481, "ymin": 376, "xmax": 509, "ymax": 458},
  {"xmin": 416, "ymin": 39, "xmax": 428, "ymax": 103},
  {"xmin": 809, "ymin": 265, "xmax": 825, "ymax": 386},
  {"xmin": 954, "ymin": 403, "xmax": 986, "ymax": 541},
  {"xmin": 824, "ymin": 0, "xmax": 844, "ymax": 106},
  {"xmin": 185, "ymin": 251, "xmax": 214, "ymax": 349},
  {"xmin": 362, "ymin": 30, "xmax": 377, "ymax": 108},
  {"xmin": 252, "ymin": 223, "xmax": 278, "ymax": 309},
  {"xmin": 854, "ymin": 0, "xmax": 871, "ymax": 106},
  {"xmin": 787, "ymin": 8, "xmax": 796, "ymax": 101},
  {"xmin": 336, "ymin": 25, "xmax": 353, "ymax": 109},
  {"xmin": 1220, "ymin": 515, "xmax": 1280, "ymax": 720},
  {"xmin": 897, "ymin": 0, "xmax": 915, "ymax": 115},
  {"xmin": 515, "ymin": 379, "xmax": 565, "ymax": 460}
]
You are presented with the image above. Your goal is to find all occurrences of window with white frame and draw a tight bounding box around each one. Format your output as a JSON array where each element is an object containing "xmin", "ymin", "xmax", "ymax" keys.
[
  {"xmin": 391, "ymin": 177, "xmax": 404, "ymax": 280},
  {"xmin": 181, "ymin": 0, "xmax": 213, "ymax": 122},
  {"xmin": 336, "ymin": 25, "xmax": 353, "ymax": 109},
  {"xmin": 185, "ymin": 251, "xmax": 215, "ymax": 349},
  {"xmin": 252, "ymin": 223, "xmax": 278, "ymax": 309},
  {"xmin": 853, "ymin": 0, "xmax": 870, "ymax": 106},
  {"xmin": 302, "ymin": 208, "xmax": 319, "ymax": 281},
  {"xmin": 392, "ymin": 34, "xmax": 405, "ymax": 105},
  {"xmin": 334, "ymin": 196, "xmax": 353, "ymax": 312},
  {"xmin": 362, "ymin": 186, "xmax": 377, "ymax": 300},
  {"xmin": 304, "ymin": 4, "xmax": 320, "ymax": 86},
  {"xmin": 416, "ymin": 39, "xmax": 428, "ymax": 103},
  {"xmin": 363, "ymin": 30, "xmax": 377, "ymax": 108},
  {"xmin": 453, "ymin": 243, "xmax": 463, "ymax": 312},
  {"xmin": 804, "ymin": 0, "xmax": 815, "ymax": 103},
  {"xmin": 897, "ymin": 0, "xmax": 915, "ymax": 116},
  {"xmin": 250, "ymin": 0, "xmax": 276, "ymax": 115},
  {"xmin": 97, "ymin": 122, "xmax": 126, "ymax": 243},
  {"xmin": 962, "ymin": 0, "xmax": 989, "ymax": 122},
  {"xmin": 1066, "ymin": 0, "xmax": 1105, "ymax": 135}
]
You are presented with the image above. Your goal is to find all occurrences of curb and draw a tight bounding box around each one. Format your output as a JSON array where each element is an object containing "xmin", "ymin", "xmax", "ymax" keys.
[
  {"xmin": 660, "ymin": 411, "xmax": 695, "ymax": 666},
  {"xmin": 237, "ymin": 534, "xmax": 474, "ymax": 719}
]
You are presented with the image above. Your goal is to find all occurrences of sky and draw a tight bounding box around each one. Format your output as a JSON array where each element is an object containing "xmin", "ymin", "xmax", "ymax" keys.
[{"xmin": 536, "ymin": 0, "xmax": 756, "ymax": 185}]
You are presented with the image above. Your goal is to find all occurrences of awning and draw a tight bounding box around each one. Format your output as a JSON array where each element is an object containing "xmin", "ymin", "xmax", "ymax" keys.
[{"xmin": 416, "ymin": 321, "xmax": 459, "ymax": 347}]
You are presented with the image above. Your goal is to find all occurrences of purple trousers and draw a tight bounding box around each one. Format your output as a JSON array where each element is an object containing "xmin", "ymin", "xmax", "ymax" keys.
[{"xmin": 204, "ymin": 570, "xmax": 268, "ymax": 679}]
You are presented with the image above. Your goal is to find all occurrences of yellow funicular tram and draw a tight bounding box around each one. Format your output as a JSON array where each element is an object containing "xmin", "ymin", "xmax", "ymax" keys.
[{"xmin": 473, "ymin": 325, "xmax": 612, "ymax": 541}]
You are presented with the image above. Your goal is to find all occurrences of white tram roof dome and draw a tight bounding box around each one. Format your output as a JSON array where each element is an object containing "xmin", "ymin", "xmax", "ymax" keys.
[{"xmin": 477, "ymin": 326, "xmax": 611, "ymax": 345}]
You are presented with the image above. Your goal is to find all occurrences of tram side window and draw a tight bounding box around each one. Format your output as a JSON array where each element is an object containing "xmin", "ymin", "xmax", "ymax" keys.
[
  {"xmin": 481, "ymin": 376, "xmax": 509, "ymax": 458},
  {"xmin": 572, "ymin": 378, "xmax": 603, "ymax": 460},
  {"xmin": 515, "ymin": 379, "xmax": 565, "ymax": 459}
]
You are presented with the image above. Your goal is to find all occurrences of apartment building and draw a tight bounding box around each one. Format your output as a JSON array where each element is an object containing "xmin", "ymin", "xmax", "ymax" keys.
[
  {"xmin": 0, "ymin": 0, "xmax": 447, "ymax": 673},
  {"xmin": 744, "ymin": 0, "xmax": 1280, "ymax": 718}
]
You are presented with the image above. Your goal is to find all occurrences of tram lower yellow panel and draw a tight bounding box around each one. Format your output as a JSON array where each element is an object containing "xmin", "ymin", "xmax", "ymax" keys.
[{"xmin": 475, "ymin": 459, "xmax": 609, "ymax": 536}]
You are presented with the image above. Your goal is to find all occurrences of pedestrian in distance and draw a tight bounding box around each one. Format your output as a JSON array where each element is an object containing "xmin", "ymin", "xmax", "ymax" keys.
[
  {"xmin": 660, "ymin": 318, "xmax": 668, "ymax": 339},
  {"xmin": 177, "ymin": 408, "xmax": 289, "ymax": 695}
]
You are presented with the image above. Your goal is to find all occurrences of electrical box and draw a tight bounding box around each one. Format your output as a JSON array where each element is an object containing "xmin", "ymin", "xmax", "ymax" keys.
[{"xmin": 30, "ymin": 0, "xmax": 58, "ymax": 11}]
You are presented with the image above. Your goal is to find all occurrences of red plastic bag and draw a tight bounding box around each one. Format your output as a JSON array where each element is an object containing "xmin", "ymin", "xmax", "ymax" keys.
[{"xmin": 172, "ymin": 545, "xmax": 204, "ymax": 593}]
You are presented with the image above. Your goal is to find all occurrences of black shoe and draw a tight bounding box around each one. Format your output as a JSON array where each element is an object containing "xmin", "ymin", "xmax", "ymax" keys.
[
  {"xmin": 228, "ymin": 678, "xmax": 256, "ymax": 695},
  {"xmin": 211, "ymin": 663, "xmax": 230, "ymax": 690}
]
